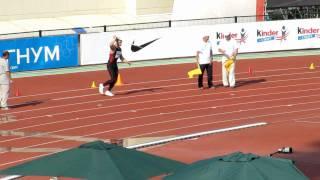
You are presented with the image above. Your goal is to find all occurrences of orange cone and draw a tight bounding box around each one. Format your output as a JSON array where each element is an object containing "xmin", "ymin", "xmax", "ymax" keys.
[
  {"xmin": 248, "ymin": 67, "xmax": 253, "ymax": 76},
  {"xmin": 115, "ymin": 74, "xmax": 123, "ymax": 86},
  {"xmin": 91, "ymin": 81, "xmax": 97, "ymax": 88},
  {"xmin": 15, "ymin": 88, "xmax": 20, "ymax": 97},
  {"xmin": 309, "ymin": 63, "xmax": 315, "ymax": 70}
]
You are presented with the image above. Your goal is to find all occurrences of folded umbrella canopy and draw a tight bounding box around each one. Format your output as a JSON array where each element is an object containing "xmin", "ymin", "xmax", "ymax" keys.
[
  {"xmin": 0, "ymin": 141, "xmax": 186, "ymax": 180},
  {"xmin": 164, "ymin": 152, "xmax": 309, "ymax": 180}
]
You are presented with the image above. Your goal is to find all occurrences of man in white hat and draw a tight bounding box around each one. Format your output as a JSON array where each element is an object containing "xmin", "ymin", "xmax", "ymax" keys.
[
  {"xmin": 196, "ymin": 35, "xmax": 214, "ymax": 89},
  {"xmin": 218, "ymin": 33, "xmax": 239, "ymax": 88}
]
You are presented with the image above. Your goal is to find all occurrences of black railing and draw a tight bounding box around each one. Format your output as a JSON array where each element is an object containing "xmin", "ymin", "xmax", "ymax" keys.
[{"xmin": 0, "ymin": 13, "xmax": 318, "ymax": 40}]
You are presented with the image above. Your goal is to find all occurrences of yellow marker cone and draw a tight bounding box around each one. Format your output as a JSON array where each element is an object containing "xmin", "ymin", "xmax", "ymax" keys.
[
  {"xmin": 188, "ymin": 67, "xmax": 202, "ymax": 78},
  {"xmin": 115, "ymin": 74, "xmax": 124, "ymax": 86},
  {"xmin": 91, "ymin": 81, "xmax": 97, "ymax": 88},
  {"xmin": 309, "ymin": 63, "xmax": 315, "ymax": 70}
]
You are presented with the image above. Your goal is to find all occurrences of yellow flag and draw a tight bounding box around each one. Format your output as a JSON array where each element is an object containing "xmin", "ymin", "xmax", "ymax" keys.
[
  {"xmin": 224, "ymin": 56, "xmax": 235, "ymax": 72},
  {"xmin": 188, "ymin": 68, "xmax": 202, "ymax": 78}
]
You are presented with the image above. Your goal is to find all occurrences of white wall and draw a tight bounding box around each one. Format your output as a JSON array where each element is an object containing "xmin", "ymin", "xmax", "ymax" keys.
[
  {"xmin": 125, "ymin": 0, "xmax": 173, "ymax": 15},
  {"xmin": 172, "ymin": 0, "xmax": 256, "ymax": 20},
  {"xmin": 0, "ymin": 0, "xmax": 173, "ymax": 21},
  {"xmin": 0, "ymin": 0, "xmax": 126, "ymax": 20},
  {"xmin": 136, "ymin": 0, "xmax": 174, "ymax": 15}
]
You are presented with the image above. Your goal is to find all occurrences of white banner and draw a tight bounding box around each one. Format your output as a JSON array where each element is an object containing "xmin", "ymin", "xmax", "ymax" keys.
[{"xmin": 80, "ymin": 19, "xmax": 320, "ymax": 65}]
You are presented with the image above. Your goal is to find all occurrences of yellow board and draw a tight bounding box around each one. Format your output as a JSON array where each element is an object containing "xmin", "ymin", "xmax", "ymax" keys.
[{"xmin": 188, "ymin": 68, "xmax": 202, "ymax": 78}]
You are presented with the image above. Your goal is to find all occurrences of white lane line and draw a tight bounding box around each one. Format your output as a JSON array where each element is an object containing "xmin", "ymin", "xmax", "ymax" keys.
[
  {"xmin": 131, "ymin": 113, "xmax": 320, "ymax": 138},
  {"xmin": 295, "ymin": 120, "xmax": 320, "ymax": 124},
  {"xmin": 0, "ymin": 122, "xmax": 269, "ymax": 168},
  {"xmin": 2, "ymin": 93, "xmax": 320, "ymax": 145},
  {"xmin": 8, "ymin": 65, "xmax": 313, "ymax": 100},
  {"xmin": 3, "ymin": 75, "xmax": 320, "ymax": 117},
  {"xmin": 1, "ymin": 103, "xmax": 318, "ymax": 170},
  {"xmin": 74, "ymin": 100, "xmax": 320, "ymax": 138},
  {"xmin": 52, "ymin": 82, "xmax": 195, "ymax": 101},
  {"xmin": 1, "ymin": 101, "xmax": 320, "ymax": 167},
  {"xmin": 51, "ymin": 70, "xmax": 320, "ymax": 101},
  {"xmin": 127, "ymin": 122, "xmax": 268, "ymax": 149},
  {"xmin": 5, "ymin": 81, "xmax": 320, "ymax": 126}
]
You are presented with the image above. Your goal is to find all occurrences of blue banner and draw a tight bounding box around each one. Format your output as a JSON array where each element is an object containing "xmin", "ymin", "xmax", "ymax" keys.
[{"xmin": 0, "ymin": 35, "xmax": 79, "ymax": 72}]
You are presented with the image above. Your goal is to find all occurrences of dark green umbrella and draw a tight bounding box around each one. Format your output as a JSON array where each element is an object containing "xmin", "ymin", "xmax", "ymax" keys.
[
  {"xmin": 164, "ymin": 152, "xmax": 309, "ymax": 180},
  {"xmin": 0, "ymin": 141, "xmax": 186, "ymax": 180}
]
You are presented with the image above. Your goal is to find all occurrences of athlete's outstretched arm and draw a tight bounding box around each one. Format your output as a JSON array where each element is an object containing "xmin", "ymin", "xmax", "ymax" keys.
[{"xmin": 120, "ymin": 55, "xmax": 131, "ymax": 66}]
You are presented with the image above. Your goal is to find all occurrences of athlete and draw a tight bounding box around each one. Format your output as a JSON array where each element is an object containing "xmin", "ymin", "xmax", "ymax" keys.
[{"xmin": 99, "ymin": 36, "xmax": 131, "ymax": 96}]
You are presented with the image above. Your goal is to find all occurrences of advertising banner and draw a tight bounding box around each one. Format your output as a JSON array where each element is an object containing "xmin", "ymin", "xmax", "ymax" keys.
[
  {"xmin": 80, "ymin": 19, "xmax": 320, "ymax": 65},
  {"xmin": 0, "ymin": 35, "xmax": 79, "ymax": 72}
]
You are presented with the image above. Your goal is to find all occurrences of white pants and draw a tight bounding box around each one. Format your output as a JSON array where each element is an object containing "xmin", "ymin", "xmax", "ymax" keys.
[
  {"xmin": 0, "ymin": 84, "xmax": 10, "ymax": 107},
  {"xmin": 222, "ymin": 61, "xmax": 236, "ymax": 87}
]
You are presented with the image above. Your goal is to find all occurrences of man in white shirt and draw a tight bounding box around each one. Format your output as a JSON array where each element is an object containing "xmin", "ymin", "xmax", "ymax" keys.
[
  {"xmin": 196, "ymin": 35, "xmax": 214, "ymax": 89},
  {"xmin": 0, "ymin": 51, "xmax": 11, "ymax": 110},
  {"xmin": 218, "ymin": 33, "xmax": 239, "ymax": 88}
]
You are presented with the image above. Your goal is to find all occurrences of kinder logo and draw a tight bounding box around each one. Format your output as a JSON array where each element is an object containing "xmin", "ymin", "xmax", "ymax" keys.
[
  {"xmin": 297, "ymin": 27, "xmax": 320, "ymax": 40},
  {"xmin": 257, "ymin": 26, "xmax": 288, "ymax": 43},
  {"xmin": 235, "ymin": 28, "xmax": 248, "ymax": 44},
  {"xmin": 216, "ymin": 32, "xmax": 238, "ymax": 40},
  {"xmin": 216, "ymin": 32, "xmax": 239, "ymax": 46},
  {"xmin": 257, "ymin": 29, "xmax": 278, "ymax": 42}
]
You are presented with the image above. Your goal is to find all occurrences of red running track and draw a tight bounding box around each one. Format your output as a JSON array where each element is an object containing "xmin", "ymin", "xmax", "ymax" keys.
[{"xmin": 0, "ymin": 55, "xmax": 320, "ymax": 179}]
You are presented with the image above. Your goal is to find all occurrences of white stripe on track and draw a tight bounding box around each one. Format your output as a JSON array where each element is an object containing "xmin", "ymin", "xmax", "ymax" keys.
[
  {"xmin": 3, "ymin": 74, "xmax": 320, "ymax": 116},
  {"xmin": 51, "ymin": 70, "xmax": 320, "ymax": 101},
  {"xmin": 8, "ymin": 65, "xmax": 312, "ymax": 100},
  {"xmin": 4, "ymin": 80, "xmax": 320, "ymax": 126},
  {"xmin": 295, "ymin": 120, "xmax": 320, "ymax": 124},
  {"xmin": 1, "ymin": 103, "xmax": 320, "ymax": 167},
  {"xmin": 130, "ymin": 113, "xmax": 320, "ymax": 138},
  {"xmin": 127, "ymin": 122, "xmax": 268, "ymax": 149},
  {"xmin": 2, "ymin": 91, "xmax": 320, "ymax": 144}
]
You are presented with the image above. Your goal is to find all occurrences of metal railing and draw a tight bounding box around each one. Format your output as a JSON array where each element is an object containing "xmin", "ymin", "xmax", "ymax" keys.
[{"xmin": 0, "ymin": 13, "xmax": 319, "ymax": 40}]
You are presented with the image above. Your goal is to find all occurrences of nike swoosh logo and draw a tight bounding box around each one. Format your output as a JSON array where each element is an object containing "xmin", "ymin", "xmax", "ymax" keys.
[{"xmin": 131, "ymin": 38, "xmax": 160, "ymax": 52}]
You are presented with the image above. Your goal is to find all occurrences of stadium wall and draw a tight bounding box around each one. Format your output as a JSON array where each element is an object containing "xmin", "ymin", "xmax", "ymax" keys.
[
  {"xmin": 171, "ymin": 0, "xmax": 257, "ymax": 20},
  {"xmin": 0, "ymin": 18, "xmax": 319, "ymax": 72},
  {"xmin": 0, "ymin": 0, "xmax": 126, "ymax": 20},
  {"xmin": 136, "ymin": 0, "xmax": 174, "ymax": 15}
]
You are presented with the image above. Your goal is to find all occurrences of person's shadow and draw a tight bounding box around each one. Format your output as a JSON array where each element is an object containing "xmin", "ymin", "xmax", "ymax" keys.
[
  {"xmin": 235, "ymin": 79, "xmax": 266, "ymax": 88},
  {"xmin": 9, "ymin": 100, "xmax": 45, "ymax": 109},
  {"xmin": 214, "ymin": 79, "xmax": 266, "ymax": 88},
  {"xmin": 117, "ymin": 87, "xmax": 163, "ymax": 95}
]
